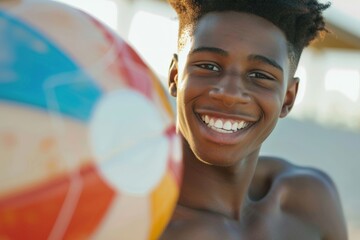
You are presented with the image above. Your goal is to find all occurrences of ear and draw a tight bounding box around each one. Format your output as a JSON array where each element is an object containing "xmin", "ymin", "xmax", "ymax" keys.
[
  {"xmin": 280, "ymin": 77, "xmax": 299, "ymax": 118},
  {"xmin": 168, "ymin": 54, "xmax": 179, "ymax": 97}
]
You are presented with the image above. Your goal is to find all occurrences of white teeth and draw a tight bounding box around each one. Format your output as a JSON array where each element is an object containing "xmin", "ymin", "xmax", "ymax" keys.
[
  {"xmin": 231, "ymin": 122, "xmax": 238, "ymax": 131},
  {"xmin": 205, "ymin": 115, "xmax": 210, "ymax": 124},
  {"xmin": 215, "ymin": 119, "xmax": 223, "ymax": 129},
  {"xmin": 209, "ymin": 118, "xmax": 215, "ymax": 127},
  {"xmin": 200, "ymin": 114, "xmax": 252, "ymax": 133},
  {"xmin": 238, "ymin": 121, "xmax": 245, "ymax": 129},
  {"xmin": 223, "ymin": 121, "xmax": 232, "ymax": 130},
  {"xmin": 210, "ymin": 127, "xmax": 231, "ymax": 133}
]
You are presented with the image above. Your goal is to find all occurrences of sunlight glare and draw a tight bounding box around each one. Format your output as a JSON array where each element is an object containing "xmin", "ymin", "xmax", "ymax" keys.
[
  {"xmin": 129, "ymin": 10, "xmax": 178, "ymax": 82},
  {"xmin": 52, "ymin": 0, "xmax": 118, "ymax": 30}
]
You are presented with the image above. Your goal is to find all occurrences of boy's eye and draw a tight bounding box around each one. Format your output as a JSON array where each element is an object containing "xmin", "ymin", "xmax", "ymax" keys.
[
  {"xmin": 196, "ymin": 63, "xmax": 220, "ymax": 72},
  {"xmin": 248, "ymin": 72, "xmax": 275, "ymax": 80}
]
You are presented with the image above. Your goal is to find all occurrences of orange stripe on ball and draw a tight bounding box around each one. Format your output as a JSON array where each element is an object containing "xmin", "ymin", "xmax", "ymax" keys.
[{"xmin": 149, "ymin": 172, "xmax": 179, "ymax": 240}]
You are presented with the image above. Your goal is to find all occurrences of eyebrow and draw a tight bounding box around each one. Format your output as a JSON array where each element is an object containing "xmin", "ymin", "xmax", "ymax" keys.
[
  {"xmin": 189, "ymin": 47, "xmax": 229, "ymax": 57},
  {"xmin": 248, "ymin": 54, "xmax": 283, "ymax": 72}
]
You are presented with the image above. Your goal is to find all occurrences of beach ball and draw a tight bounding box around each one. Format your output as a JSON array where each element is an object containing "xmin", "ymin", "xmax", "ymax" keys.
[{"xmin": 0, "ymin": 0, "xmax": 182, "ymax": 239}]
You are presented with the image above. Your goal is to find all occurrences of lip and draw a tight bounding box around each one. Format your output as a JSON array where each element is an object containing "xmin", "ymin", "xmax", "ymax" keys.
[{"xmin": 195, "ymin": 109, "xmax": 257, "ymax": 145}]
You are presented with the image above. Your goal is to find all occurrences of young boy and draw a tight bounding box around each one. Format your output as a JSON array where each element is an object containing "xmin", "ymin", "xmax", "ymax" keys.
[{"xmin": 161, "ymin": 0, "xmax": 348, "ymax": 239}]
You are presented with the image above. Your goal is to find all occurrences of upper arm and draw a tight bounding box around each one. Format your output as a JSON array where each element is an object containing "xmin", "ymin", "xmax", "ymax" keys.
[
  {"xmin": 283, "ymin": 167, "xmax": 348, "ymax": 240},
  {"xmin": 314, "ymin": 170, "xmax": 348, "ymax": 240}
]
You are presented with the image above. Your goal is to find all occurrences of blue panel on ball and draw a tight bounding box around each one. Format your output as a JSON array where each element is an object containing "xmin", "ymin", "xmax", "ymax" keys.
[{"xmin": 0, "ymin": 10, "xmax": 102, "ymax": 121}]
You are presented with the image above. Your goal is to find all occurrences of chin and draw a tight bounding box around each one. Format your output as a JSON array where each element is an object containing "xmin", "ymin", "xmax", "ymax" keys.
[{"xmin": 192, "ymin": 147, "xmax": 240, "ymax": 167}]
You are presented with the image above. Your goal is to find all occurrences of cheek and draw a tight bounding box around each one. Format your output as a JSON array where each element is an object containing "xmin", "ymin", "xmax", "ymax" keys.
[
  {"xmin": 175, "ymin": 90, "xmax": 190, "ymax": 135},
  {"xmin": 252, "ymin": 91, "xmax": 285, "ymax": 144},
  {"xmin": 252, "ymin": 94, "xmax": 284, "ymax": 145},
  {"xmin": 175, "ymin": 79, "xmax": 200, "ymax": 145},
  {"xmin": 259, "ymin": 88, "xmax": 286, "ymax": 117},
  {"xmin": 176, "ymin": 76, "xmax": 199, "ymax": 109}
]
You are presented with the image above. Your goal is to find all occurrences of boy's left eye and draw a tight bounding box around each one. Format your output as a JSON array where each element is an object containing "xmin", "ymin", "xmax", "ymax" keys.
[{"xmin": 248, "ymin": 72, "xmax": 275, "ymax": 80}]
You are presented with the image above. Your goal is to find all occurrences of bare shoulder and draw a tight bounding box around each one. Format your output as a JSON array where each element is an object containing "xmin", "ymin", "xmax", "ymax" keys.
[{"xmin": 258, "ymin": 156, "xmax": 348, "ymax": 240}]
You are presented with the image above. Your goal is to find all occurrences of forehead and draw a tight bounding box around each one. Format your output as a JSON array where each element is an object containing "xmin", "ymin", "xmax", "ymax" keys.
[{"xmin": 182, "ymin": 11, "xmax": 289, "ymax": 65}]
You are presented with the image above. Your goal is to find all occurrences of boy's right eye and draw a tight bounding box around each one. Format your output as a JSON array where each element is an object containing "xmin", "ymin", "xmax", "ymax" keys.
[{"xmin": 195, "ymin": 63, "xmax": 221, "ymax": 72}]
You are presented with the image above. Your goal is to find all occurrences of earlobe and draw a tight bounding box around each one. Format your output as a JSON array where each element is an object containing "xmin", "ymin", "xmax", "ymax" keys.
[
  {"xmin": 168, "ymin": 54, "xmax": 179, "ymax": 97},
  {"xmin": 280, "ymin": 77, "xmax": 299, "ymax": 118}
]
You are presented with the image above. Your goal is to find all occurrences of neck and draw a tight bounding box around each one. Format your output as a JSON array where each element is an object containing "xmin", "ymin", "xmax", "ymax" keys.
[{"xmin": 178, "ymin": 140, "xmax": 260, "ymax": 221}]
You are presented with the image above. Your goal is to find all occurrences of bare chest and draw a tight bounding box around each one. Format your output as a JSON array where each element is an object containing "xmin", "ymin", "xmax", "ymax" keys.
[{"xmin": 161, "ymin": 206, "xmax": 322, "ymax": 240}]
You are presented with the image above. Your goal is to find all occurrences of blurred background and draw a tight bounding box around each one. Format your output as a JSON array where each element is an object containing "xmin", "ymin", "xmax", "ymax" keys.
[{"xmin": 51, "ymin": 0, "xmax": 360, "ymax": 238}]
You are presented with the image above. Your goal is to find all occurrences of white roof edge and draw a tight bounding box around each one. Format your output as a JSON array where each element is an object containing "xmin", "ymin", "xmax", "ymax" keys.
[{"xmin": 324, "ymin": 7, "xmax": 360, "ymax": 39}]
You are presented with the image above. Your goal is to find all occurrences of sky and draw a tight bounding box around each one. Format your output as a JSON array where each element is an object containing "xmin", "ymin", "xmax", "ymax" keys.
[{"xmin": 332, "ymin": 0, "xmax": 360, "ymax": 18}]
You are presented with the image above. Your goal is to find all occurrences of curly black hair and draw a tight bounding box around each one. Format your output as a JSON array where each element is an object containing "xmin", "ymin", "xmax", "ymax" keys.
[{"xmin": 168, "ymin": 0, "xmax": 330, "ymax": 66}]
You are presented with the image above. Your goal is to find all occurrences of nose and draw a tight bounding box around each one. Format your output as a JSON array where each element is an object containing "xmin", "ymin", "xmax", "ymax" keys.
[{"xmin": 209, "ymin": 73, "xmax": 251, "ymax": 107}]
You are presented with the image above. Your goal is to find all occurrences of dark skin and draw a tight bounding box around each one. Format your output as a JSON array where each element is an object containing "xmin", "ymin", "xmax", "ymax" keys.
[{"xmin": 161, "ymin": 12, "xmax": 347, "ymax": 240}]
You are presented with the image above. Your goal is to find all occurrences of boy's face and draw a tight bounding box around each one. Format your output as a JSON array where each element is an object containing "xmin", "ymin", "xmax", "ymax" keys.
[{"xmin": 169, "ymin": 12, "xmax": 299, "ymax": 166}]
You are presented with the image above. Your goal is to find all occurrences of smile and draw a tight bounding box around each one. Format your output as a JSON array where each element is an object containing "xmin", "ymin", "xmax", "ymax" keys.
[{"xmin": 200, "ymin": 114, "xmax": 251, "ymax": 134}]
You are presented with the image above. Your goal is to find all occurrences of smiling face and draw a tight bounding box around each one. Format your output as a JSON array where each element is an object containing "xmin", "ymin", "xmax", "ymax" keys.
[{"xmin": 169, "ymin": 11, "xmax": 298, "ymax": 166}]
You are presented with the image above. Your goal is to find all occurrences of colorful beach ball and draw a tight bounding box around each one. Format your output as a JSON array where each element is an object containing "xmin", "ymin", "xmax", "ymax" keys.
[{"xmin": 0, "ymin": 0, "xmax": 182, "ymax": 239}]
